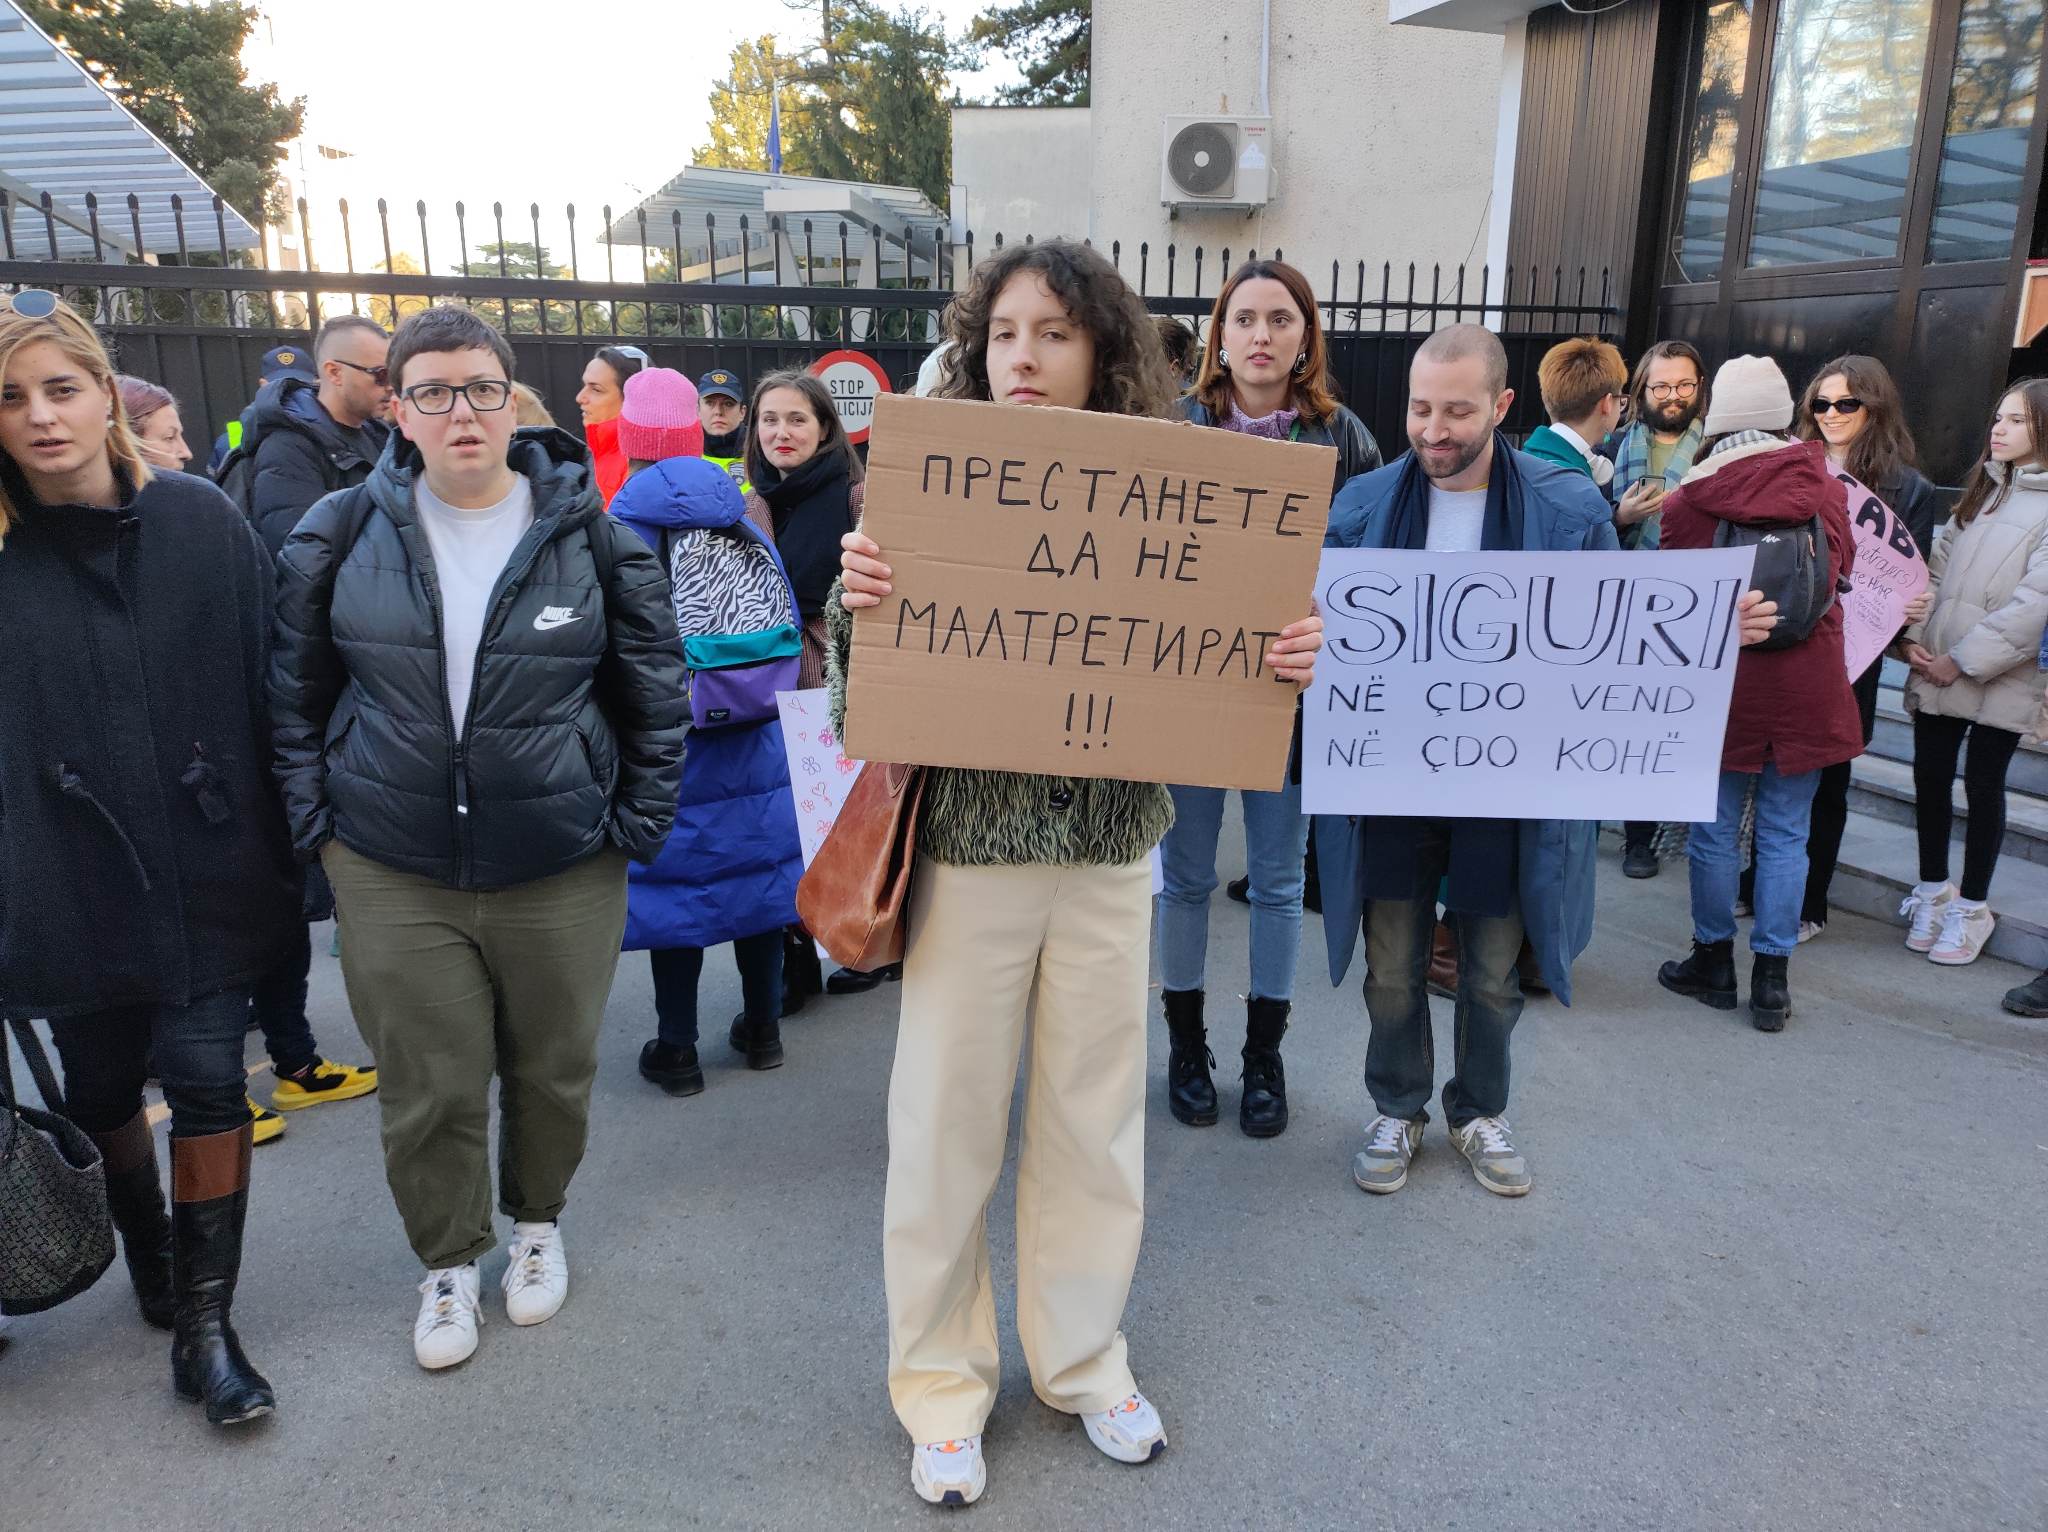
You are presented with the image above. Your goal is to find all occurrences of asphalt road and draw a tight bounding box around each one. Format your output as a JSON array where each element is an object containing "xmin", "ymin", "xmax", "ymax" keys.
[{"xmin": 5, "ymin": 823, "xmax": 2045, "ymax": 1530}]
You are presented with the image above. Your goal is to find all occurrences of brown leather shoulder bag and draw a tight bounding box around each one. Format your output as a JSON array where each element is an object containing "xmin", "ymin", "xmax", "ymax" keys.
[{"xmin": 796, "ymin": 760, "xmax": 927, "ymax": 971}]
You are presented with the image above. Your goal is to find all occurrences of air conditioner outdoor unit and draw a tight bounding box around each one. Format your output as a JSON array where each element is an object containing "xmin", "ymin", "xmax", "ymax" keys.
[{"xmin": 1160, "ymin": 115, "xmax": 1273, "ymax": 211}]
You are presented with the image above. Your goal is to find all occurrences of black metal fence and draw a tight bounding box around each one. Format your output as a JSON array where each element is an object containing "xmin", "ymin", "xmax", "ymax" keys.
[{"xmin": 0, "ymin": 190, "xmax": 1619, "ymax": 459}]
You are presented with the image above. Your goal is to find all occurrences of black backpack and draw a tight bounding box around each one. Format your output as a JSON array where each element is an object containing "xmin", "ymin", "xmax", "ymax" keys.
[
  {"xmin": 211, "ymin": 420, "xmax": 356, "ymax": 526},
  {"xmin": 1712, "ymin": 514, "xmax": 1843, "ymax": 651}
]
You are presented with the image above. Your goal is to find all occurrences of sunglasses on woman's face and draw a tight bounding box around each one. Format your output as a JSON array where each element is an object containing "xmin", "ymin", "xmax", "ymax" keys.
[
  {"xmin": 3, "ymin": 288, "xmax": 59, "ymax": 319},
  {"xmin": 1812, "ymin": 396, "xmax": 1864, "ymax": 417}
]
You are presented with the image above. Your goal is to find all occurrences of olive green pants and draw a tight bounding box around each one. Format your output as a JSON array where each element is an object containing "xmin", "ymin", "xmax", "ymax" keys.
[{"xmin": 323, "ymin": 841, "xmax": 628, "ymax": 1270}]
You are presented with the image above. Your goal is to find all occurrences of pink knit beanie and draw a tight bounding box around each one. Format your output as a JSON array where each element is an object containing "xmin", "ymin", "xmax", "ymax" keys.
[{"xmin": 617, "ymin": 367, "xmax": 704, "ymax": 462}]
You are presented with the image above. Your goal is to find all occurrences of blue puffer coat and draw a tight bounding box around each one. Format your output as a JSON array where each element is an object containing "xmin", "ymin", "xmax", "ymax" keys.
[{"xmin": 611, "ymin": 458, "xmax": 804, "ymax": 951}]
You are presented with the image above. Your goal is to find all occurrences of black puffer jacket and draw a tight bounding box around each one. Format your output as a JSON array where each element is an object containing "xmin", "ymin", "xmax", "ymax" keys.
[
  {"xmin": 232, "ymin": 375, "xmax": 387, "ymax": 556},
  {"xmin": 269, "ymin": 428, "xmax": 688, "ymax": 891},
  {"xmin": 0, "ymin": 467, "xmax": 299, "ymax": 1021},
  {"xmin": 1179, "ymin": 396, "xmax": 1383, "ymax": 494}
]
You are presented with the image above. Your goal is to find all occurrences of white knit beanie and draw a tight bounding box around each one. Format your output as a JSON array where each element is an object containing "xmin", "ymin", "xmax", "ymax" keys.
[{"xmin": 1702, "ymin": 354, "xmax": 1794, "ymax": 436}]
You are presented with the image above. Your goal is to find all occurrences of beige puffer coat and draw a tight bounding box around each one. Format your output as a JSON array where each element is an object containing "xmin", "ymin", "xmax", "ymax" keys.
[{"xmin": 1904, "ymin": 463, "xmax": 2048, "ymax": 740}]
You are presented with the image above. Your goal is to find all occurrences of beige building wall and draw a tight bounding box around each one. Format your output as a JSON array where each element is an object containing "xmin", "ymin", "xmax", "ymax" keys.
[
  {"xmin": 1089, "ymin": 0, "xmax": 1504, "ymax": 299},
  {"xmin": 949, "ymin": 106, "xmax": 1094, "ymax": 247}
]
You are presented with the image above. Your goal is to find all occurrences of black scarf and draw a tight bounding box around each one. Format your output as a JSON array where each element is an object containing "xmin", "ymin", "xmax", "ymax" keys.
[
  {"xmin": 755, "ymin": 450, "xmax": 854, "ymax": 618},
  {"xmin": 1360, "ymin": 433, "xmax": 1530, "ymax": 919},
  {"xmin": 703, "ymin": 426, "xmax": 746, "ymax": 459}
]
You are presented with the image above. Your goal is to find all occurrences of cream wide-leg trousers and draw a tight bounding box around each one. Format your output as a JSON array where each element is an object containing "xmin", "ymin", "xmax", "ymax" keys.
[{"xmin": 882, "ymin": 855, "xmax": 1153, "ymax": 1443}]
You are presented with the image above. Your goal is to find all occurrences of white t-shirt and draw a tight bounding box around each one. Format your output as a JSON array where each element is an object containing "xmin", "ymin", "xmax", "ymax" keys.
[
  {"xmin": 414, "ymin": 475, "xmax": 535, "ymax": 740},
  {"xmin": 1425, "ymin": 484, "xmax": 1488, "ymax": 552}
]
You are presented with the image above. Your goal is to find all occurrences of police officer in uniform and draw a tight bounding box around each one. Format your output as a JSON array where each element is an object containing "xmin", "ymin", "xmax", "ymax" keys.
[{"xmin": 698, "ymin": 370, "xmax": 750, "ymax": 491}]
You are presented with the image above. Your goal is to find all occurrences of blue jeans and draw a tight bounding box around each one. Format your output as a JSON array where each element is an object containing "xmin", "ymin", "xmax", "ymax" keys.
[
  {"xmin": 1688, "ymin": 763, "xmax": 1820, "ymax": 958},
  {"xmin": 1157, "ymin": 780, "xmax": 1310, "ymax": 1001},
  {"xmin": 1360, "ymin": 828, "xmax": 1524, "ymax": 1126},
  {"xmin": 649, "ymin": 931, "xmax": 783, "ymax": 1047},
  {"xmin": 46, "ymin": 986, "xmax": 254, "ymax": 1139},
  {"xmin": 249, "ymin": 919, "xmax": 319, "ymax": 1076}
]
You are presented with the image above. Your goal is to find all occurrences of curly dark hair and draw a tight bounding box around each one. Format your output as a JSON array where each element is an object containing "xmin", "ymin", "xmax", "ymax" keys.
[{"xmin": 932, "ymin": 240, "xmax": 1178, "ymax": 419}]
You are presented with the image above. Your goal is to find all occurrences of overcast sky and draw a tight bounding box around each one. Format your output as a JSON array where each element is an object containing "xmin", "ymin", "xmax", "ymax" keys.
[{"xmin": 244, "ymin": 0, "xmax": 1021, "ymax": 255}]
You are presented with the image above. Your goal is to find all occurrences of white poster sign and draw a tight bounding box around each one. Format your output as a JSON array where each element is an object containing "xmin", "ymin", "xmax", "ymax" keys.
[
  {"xmin": 775, "ymin": 688, "xmax": 865, "ymax": 867},
  {"xmin": 1304, "ymin": 547, "xmax": 1756, "ymax": 822}
]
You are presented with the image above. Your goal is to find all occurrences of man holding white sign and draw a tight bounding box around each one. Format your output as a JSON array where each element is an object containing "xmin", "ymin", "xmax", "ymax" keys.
[{"xmin": 1311, "ymin": 326, "xmax": 1777, "ymax": 1201}]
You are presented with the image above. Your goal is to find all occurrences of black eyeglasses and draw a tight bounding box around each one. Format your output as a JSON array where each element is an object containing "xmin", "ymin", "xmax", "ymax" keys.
[
  {"xmin": 335, "ymin": 359, "xmax": 390, "ymax": 387},
  {"xmin": 1645, "ymin": 380, "xmax": 1700, "ymax": 401},
  {"xmin": 4, "ymin": 288, "xmax": 58, "ymax": 319},
  {"xmin": 1811, "ymin": 397, "xmax": 1864, "ymax": 417},
  {"xmin": 401, "ymin": 380, "xmax": 511, "ymax": 414}
]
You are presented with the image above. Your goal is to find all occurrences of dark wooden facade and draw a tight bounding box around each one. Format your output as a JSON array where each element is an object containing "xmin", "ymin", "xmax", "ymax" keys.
[{"xmin": 1506, "ymin": 0, "xmax": 2048, "ymax": 485}]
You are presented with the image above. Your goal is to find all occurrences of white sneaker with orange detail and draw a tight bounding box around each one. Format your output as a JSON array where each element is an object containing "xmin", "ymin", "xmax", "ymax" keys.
[
  {"xmin": 911, "ymin": 1435, "xmax": 986, "ymax": 1507},
  {"xmin": 1082, "ymin": 1391, "xmax": 1168, "ymax": 1464}
]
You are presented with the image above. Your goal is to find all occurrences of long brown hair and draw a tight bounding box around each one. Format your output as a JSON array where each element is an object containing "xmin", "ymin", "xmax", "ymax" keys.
[
  {"xmin": 0, "ymin": 295, "xmax": 152, "ymax": 549},
  {"xmin": 1952, "ymin": 377, "xmax": 2048, "ymax": 527},
  {"xmin": 931, "ymin": 240, "xmax": 1178, "ymax": 419},
  {"xmin": 1192, "ymin": 259, "xmax": 1341, "ymax": 424},
  {"xmin": 1794, "ymin": 354, "xmax": 1918, "ymax": 490},
  {"xmin": 744, "ymin": 368, "xmax": 865, "ymax": 488}
]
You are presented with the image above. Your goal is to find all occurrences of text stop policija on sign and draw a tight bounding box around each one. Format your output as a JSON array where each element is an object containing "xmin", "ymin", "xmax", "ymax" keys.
[{"xmin": 842, "ymin": 394, "xmax": 1334, "ymax": 790}]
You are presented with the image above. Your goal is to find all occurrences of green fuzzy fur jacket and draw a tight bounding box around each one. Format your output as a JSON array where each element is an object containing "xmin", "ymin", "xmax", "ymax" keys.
[{"xmin": 826, "ymin": 585, "xmax": 1173, "ymax": 867}]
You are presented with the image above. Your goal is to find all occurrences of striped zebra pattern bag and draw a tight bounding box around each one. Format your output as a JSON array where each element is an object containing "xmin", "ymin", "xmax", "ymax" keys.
[{"xmin": 670, "ymin": 525, "xmax": 802, "ymax": 730}]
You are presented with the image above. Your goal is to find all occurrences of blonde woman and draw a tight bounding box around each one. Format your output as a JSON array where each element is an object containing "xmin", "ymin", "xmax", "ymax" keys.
[{"xmin": 0, "ymin": 291, "xmax": 298, "ymax": 1424}]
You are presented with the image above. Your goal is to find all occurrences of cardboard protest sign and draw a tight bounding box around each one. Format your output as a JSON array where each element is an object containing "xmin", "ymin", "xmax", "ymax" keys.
[
  {"xmin": 842, "ymin": 393, "xmax": 1334, "ymax": 789},
  {"xmin": 1304, "ymin": 546, "xmax": 1755, "ymax": 821},
  {"xmin": 1833, "ymin": 470, "xmax": 1928, "ymax": 680}
]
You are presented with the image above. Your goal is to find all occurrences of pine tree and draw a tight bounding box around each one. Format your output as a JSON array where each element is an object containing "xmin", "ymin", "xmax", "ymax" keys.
[
  {"xmin": 967, "ymin": 0, "xmax": 1088, "ymax": 106},
  {"xmin": 20, "ymin": 0, "xmax": 304, "ymax": 223}
]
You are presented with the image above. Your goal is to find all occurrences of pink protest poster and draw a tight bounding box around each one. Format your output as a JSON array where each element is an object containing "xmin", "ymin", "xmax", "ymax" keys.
[
  {"xmin": 774, "ymin": 688, "xmax": 864, "ymax": 869},
  {"xmin": 1835, "ymin": 471, "xmax": 1928, "ymax": 680}
]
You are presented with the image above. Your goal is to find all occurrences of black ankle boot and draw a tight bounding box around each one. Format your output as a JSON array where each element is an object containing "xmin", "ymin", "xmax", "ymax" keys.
[
  {"xmin": 1658, "ymin": 938, "xmax": 1737, "ymax": 1010},
  {"xmin": 639, "ymin": 1038, "xmax": 705, "ymax": 1096},
  {"xmin": 1750, "ymin": 954, "xmax": 1791, "ymax": 1032},
  {"xmin": 90, "ymin": 1109, "xmax": 175, "ymax": 1330},
  {"xmin": 729, "ymin": 1011, "xmax": 785, "ymax": 1070},
  {"xmin": 1161, "ymin": 989, "xmax": 1217, "ymax": 1127},
  {"xmin": 1240, "ymin": 997, "xmax": 1290, "ymax": 1138},
  {"xmin": 781, "ymin": 928, "xmax": 823, "ymax": 1017},
  {"xmin": 169, "ymin": 1125, "xmax": 274, "ymax": 1425}
]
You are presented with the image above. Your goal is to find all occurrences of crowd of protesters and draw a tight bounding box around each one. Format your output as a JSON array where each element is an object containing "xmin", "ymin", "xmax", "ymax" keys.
[{"xmin": 1, "ymin": 241, "xmax": 2043, "ymax": 1508}]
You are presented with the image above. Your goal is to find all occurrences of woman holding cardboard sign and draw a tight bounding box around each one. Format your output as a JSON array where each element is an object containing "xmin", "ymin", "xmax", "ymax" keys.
[
  {"xmin": 1158, "ymin": 259, "xmax": 1382, "ymax": 1137},
  {"xmin": 830, "ymin": 240, "xmax": 1324, "ymax": 1508}
]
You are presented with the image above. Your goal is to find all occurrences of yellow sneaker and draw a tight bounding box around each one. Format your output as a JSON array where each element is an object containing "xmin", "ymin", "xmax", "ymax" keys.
[
  {"xmin": 271, "ymin": 1057, "xmax": 378, "ymax": 1111},
  {"xmin": 249, "ymin": 1097, "xmax": 286, "ymax": 1145}
]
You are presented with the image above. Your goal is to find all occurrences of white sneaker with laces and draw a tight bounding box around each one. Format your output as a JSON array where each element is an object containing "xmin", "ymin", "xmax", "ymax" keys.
[
  {"xmin": 910, "ymin": 1436, "xmax": 986, "ymax": 1507},
  {"xmin": 414, "ymin": 1263, "xmax": 482, "ymax": 1370},
  {"xmin": 1796, "ymin": 919, "xmax": 1825, "ymax": 944},
  {"xmin": 502, "ymin": 1221, "xmax": 569, "ymax": 1326},
  {"xmin": 1928, "ymin": 902, "xmax": 1995, "ymax": 966},
  {"xmin": 1082, "ymin": 1392, "xmax": 1167, "ymax": 1464},
  {"xmin": 1901, "ymin": 882, "xmax": 1956, "ymax": 952},
  {"xmin": 1450, "ymin": 1114, "xmax": 1532, "ymax": 1197}
]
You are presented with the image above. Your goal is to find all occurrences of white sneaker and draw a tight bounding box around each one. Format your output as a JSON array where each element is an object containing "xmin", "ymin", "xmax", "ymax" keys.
[
  {"xmin": 502, "ymin": 1221, "xmax": 569, "ymax": 1326},
  {"xmin": 910, "ymin": 1436, "xmax": 986, "ymax": 1507},
  {"xmin": 1796, "ymin": 920, "xmax": 1825, "ymax": 944},
  {"xmin": 1928, "ymin": 902, "xmax": 1995, "ymax": 966},
  {"xmin": 1901, "ymin": 882, "xmax": 1956, "ymax": 952},
  {"xmin": 414, "ymin": 1264, "xmax": 482, "ymax": 1370},
  {"xmin": 1082, "ymin": 1392, "xmax": 1167, "ymax": 1464}
]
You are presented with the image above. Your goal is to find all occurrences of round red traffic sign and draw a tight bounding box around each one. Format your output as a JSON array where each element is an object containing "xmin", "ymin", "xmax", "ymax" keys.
[{"xmin": 808, "ymin": 349, "xmax": 892, "ymax": 445}]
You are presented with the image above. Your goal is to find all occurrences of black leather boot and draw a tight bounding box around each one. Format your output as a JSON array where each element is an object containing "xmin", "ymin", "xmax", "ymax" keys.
[
  {"xmin": 1160, "ymin": 989, "xmax": 1217, "ymax": 1127},
  {"xmin": 639, "ymin": 1039, "xmax": 705, "ymax": 1096},
  {"xmin": 729, "ymin": 1011, "xmax": 786, "ymax": 1070},
  {"xmin": 1750, "ymin": 954, "xmax": 1791, "ymax": 1032},
  {"xmin": 90, "ymin": 1109, "xmax": 175, "ymax": 1330},
  {"xmin": 781, "ymin": 928, "xmax": 823, "ymax": 1017},
  {"xmin": 1658, "ymin": 938, "xmax": 1738, "ymax": 1010},
  {"xmin": 169, "ymin": 1124, "xmax": 275, "ymax": 1425},
  {"xmin": 1240, "ymin": 997, "xmax": 1290, "ymax": 1138}
]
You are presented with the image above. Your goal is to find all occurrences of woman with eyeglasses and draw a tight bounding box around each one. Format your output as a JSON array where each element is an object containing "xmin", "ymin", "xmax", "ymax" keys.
[
  {"xmin": 1896, "ymin": 378, "xmax": 2048, "ymax": 966},
  {"xmin": 575, "ymin": 343, "xmax": 649, "ymax": 507},
  {"xmin": 270, "ymin": 305, "xmax": 687, "ymax": 1371},
  {"xmin": 1740, "ymin": 356, "xmax": 1941, "ymax": 942},
  {"xmin": 0, "ymin": 291, "xmax": 300, "ymax": 1424}
]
